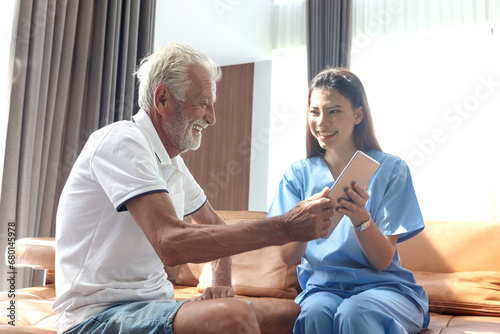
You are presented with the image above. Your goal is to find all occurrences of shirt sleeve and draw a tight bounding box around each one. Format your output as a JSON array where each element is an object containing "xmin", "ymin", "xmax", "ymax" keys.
[
  {"xmin": 175, "ymin": 156, "xmax": 207, "ymax": 216},
  {"xmin": 90, "ymin": 124, "xmax": 168, "ymax": 211},
  {"xmin": 369, "ymin": 158, "xmax": 424, "ymax": 243},
  {"xmin": 267, "ymin": 167, "xmax": 304, "ymax": 218}
]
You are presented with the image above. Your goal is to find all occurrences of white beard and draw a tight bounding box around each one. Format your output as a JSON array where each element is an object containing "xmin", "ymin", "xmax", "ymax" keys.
[{"xmin": 163, "ymin": 104, "xmax": 203, "ymax": 154}]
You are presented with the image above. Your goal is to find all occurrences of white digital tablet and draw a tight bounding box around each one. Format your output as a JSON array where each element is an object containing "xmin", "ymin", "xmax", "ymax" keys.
[{"xmin": 323, "ymin": 150, "xmax": 380, "ymax": 238}]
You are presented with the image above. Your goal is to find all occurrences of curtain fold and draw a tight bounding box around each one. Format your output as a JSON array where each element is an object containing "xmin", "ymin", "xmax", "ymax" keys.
[
  {"xmin": 307, "ymin": 0, "xmax": 353, "ymax": 81},
  {"xmin": 0, "ymin": 0, "xmax": 156, "ymax": 290}
]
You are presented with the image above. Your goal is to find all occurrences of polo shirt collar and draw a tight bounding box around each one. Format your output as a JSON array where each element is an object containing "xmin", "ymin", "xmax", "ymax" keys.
[
  {"xmin": 132, "ymin": 109, "xmax": 173, "ymax": 165},
  {"xmin": 131, "ymin": 110, "xmax": 185, "ymax": 185}
]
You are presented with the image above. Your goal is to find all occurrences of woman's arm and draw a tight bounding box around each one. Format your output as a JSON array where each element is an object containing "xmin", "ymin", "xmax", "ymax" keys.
[
  {"xmin": 279, "ymin": 241, "xmax": 307, "ymax": 266},
  {"xmin": 278, "ymin": 187, "xmax": 332, "ymax": 265},
  {"xmin": 337, "ymin": 183, "xmax": 398, "ymax": 271},
  {"xmin": 351, "ymin": 217, "xmax": 398, "ymax": 270}
]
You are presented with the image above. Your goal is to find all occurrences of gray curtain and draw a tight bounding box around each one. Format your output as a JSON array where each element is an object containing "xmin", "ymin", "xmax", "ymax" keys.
[
  {"xmin": 0, "ymin": 0, "xmax": 156, "ymax": 290},
  {"xmin": 307, "ymin": 0, "xmax": 352, "ymax": 81}
]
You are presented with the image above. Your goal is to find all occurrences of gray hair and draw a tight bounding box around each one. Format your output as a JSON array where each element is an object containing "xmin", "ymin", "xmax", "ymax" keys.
[{"xmin": 135, "ymin": 42, "xmax": 222, "ymax": 111}]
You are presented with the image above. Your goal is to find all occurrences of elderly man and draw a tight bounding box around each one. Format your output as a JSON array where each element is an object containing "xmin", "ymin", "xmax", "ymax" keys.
[{"xmin": 54, "ymin": 42, "xmax": 334, "ymax": 334}]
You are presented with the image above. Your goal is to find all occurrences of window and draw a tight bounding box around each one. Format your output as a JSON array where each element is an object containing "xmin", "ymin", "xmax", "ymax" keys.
[
  {"xmin": 266, "ymin": 0, "xmax": 308, "ymax": 209},
  {"xmin": 350, "ymin": 0, "xmax": 500, "ymax": 222}
]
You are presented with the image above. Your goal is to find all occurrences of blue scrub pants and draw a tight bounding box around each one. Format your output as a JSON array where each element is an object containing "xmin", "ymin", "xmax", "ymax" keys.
[{"xmin": 294, "ymin": 287, "xmax": 425, "ymax": 334}]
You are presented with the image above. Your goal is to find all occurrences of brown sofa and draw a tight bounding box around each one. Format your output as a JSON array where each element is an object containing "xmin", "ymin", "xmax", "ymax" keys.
[{"xmin": 2, "ymin": 210, "xmax": 500, "ymax": 333}]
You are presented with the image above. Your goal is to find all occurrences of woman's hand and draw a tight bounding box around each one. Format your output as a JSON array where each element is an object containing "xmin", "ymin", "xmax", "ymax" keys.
[{"xmin": 335, "ymin": 182, "xmax": 370, "ymax": 226}]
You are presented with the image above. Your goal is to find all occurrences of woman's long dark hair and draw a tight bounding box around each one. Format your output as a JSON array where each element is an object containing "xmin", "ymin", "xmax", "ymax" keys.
[{"xmin": 306, "ymin": 67, "xmax": 382, "ymax": 158}]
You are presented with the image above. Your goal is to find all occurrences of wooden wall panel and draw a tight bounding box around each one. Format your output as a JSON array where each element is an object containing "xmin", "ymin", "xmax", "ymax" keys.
[{"xmin": 181, "ymin": 63, "xmax": 254, "ymax": 210}]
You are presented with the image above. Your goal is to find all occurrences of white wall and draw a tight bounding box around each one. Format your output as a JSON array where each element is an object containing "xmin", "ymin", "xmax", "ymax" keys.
[
  {"xmin": 154, "ymin": 0, "xmax": 274, "ymax": 66},
  {"xmin": 248, "ymin": 61, "xmax": 272, "ymax": 211},
  {"xmin": 154, "ymin": 0, "xmax": 278, "ymax": 210}
]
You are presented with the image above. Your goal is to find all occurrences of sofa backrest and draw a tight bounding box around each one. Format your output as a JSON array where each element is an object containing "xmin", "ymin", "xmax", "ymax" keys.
[
  {"xmin": 176, "ymin": 210, "xmax": 300, "ymax": 299},
  {"xmin": 398, "ymin": 221, "xmax": 500, "ymax": 273}
]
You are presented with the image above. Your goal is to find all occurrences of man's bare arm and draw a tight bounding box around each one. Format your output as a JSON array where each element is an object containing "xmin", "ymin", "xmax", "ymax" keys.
[
  {"xmin": 190, "ymin": 202, "xmax": 233, "ymax": 298},
  {"xmin": 126, "ymin": 188, "xmax": 334, "ymax": 267}
]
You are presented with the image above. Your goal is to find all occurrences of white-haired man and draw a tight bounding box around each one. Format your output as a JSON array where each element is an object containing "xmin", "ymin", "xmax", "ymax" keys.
[{"xmin": 54, "ymin": 42, "xmax": 334, "ymax": 334}]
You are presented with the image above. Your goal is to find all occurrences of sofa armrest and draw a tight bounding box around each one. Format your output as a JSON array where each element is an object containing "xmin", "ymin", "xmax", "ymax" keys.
[{"xmin": 5, "ymin": 237, "xmax": 56, "ymax": 285}]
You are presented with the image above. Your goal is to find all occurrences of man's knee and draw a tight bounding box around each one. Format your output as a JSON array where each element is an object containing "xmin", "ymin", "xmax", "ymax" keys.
[
  {"xmin": 174, "ymin": 298, "xmax": 260, "ymax": 334},
  {"xmin": 251, "ymin": 299, "xmax": 300, "ymax": 334},
  {"xmin": 222, "ymin": 299, "xmax": 261, "ymax": 333}
]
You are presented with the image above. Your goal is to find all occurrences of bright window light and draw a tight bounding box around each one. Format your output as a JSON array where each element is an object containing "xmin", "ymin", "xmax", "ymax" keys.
[{"xmin": 351, "ymin": 0, "xmax": 500, "ymax": 222}]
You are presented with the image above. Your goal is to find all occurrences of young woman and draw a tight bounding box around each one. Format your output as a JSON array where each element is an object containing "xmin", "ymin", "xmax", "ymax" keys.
[{"xmin": 267, "ymin": 68, "xmax": 430, "ymax": 333}]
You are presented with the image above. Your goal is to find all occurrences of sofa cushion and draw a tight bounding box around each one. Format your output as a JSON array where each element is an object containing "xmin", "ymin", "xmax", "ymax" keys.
[
  {"xmin": 0, "ymin": 284, "xmax": 56, "ymax": 333},
  {"xmin": 176, "ymin": 210, "xmax": 299, "ymax": 299},
  {"xmin": 414, "ymin": 271, "xmax": 500, "ymax": 316},
  {"xmin": 443, "ymin": 315, "xmax": 500, "ymax": 332},
  {"xmin": 398, "ymin": 221, "xmax": 500, "ymax": 273}
]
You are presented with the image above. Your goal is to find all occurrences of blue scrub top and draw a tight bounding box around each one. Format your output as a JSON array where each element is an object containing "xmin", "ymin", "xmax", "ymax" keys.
[{"xmin": 267, "ymin": 150, "xmax": 429, "ymax": 314}]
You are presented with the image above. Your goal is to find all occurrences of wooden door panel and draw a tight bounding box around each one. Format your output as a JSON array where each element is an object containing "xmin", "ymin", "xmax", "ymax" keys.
[{"xmin": 181, "ymin": 63, "xmax": 254, "ymax": 210}]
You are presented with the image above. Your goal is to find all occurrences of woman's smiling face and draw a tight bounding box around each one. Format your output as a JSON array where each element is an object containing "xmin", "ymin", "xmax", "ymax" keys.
[{"xmin": 308, "ymin": 88, "xmax": 363, "ymax": 151}]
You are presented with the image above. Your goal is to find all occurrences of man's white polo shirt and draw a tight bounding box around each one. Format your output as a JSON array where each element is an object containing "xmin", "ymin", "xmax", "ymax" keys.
[{"xmin": 53, "ymin": 109, "xmax": 206, "ymax": 333}]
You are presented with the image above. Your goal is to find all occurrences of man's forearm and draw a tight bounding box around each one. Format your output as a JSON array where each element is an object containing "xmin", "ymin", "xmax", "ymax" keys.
[
  {"xmin": 128, "ymin": 190, "xmax": 334, "ymax": 268},
  {"xmin": 160, "ymin": 216, "xmax": 287, "ymax": 267}
]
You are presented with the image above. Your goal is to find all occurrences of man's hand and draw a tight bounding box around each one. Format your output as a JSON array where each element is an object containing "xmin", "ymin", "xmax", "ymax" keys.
[
  {"xmin": 279, "ymin": 187, "xmax": 335, "ymax": 242},
  {"xmin": 194, "ymin": 286, "xmax": 235, "ymax": 300}
]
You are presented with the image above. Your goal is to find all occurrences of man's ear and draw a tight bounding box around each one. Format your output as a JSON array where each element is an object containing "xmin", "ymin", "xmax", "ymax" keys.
[
  {"xmin": 355, "ymin": 107, "xmax": 364, "ymax": 124},
  {"xmin": 154, "ymin": 84, "xmax": 170, "ymax": 116}
]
